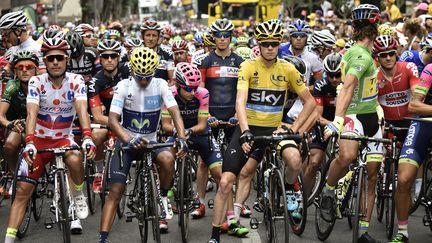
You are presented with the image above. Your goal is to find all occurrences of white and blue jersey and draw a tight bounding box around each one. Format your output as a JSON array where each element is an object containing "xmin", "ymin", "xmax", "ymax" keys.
[
  {"xmin": 399, "ymin": 50, "xmax": 426, "ymax": 73},
  {"xmin": 110, "ymin": 77, "xmax": 177, "ymax": 141}
]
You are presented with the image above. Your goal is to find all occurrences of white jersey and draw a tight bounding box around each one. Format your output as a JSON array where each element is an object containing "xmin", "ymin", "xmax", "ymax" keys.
[
  {"xmin": 110, "ymin": 77, "xmax": 177, "ymax": 141},
  {"xmin": 27, "ymin": 72, "xmax": 87, "ymax": 139},
  {"xmin": 6, "ymin": 37, "xmax": 45, "ymax": 69}
]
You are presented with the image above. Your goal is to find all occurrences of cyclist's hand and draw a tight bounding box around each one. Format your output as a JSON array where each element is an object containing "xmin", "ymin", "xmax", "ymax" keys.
[
  {"xmin": 239, "ymin": 130, "xmax": 254, "ymax": 153},
  {"xmin": 273, "ymin": 124, "xmax": 293, "ymax": 135},
  {"xmin": 324, "ymin": 116, "xmax": 344, "ymax": 140},
  {"xmin": 208, "ymin": 116, "xmax": 219, "ymax": 127},
  {"xmin": 7, "ymin": 120, "xmax": 24, "ymax": 133},
  {"xmin": 82, "ymin": 138, "xmax": 96, "ymax": 160},
  {"xmin": 127, "ymin": 136, "xmax": 149, "ymax": 149},
  {"xmin": 175, "ymin": 138, "xmax": 189, "ymax": 157},
  {"xmin": 23, "ymin": 143, "xmax": 37, "ymax": 165},
  {"xmin": 185, "ymin": 128, "xmax": 192, "ymax": 139},
  {"xmin": 228, "ymin": 117, "xmax": 238, "ymax": 126}
]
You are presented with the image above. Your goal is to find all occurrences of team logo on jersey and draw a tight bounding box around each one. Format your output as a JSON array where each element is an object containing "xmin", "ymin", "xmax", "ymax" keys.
[
  {"xmin": 248, "ymin": 89, "xmax": 285, "ymax": 107},
  {"xmin": 270, "ymin": 74, "xmax": 288, "ymax": 87},
  {"xmin": 131, "ymin": 118, "xmax": 150, "ymax": 129},
  {"xmin": 144, "ymin": 95, "xmax": 161, "ymax": 109}
]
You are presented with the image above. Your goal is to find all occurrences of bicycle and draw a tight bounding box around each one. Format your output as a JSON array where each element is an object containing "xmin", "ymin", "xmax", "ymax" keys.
[
  {"xmin": 315, "ymin": 134, "xmax": 395, "ymax": 243},
  {"xmin": 376, "ymin": 125, "xmax": 407, "ymax": 239},
  {"xmin": 249, "ymin": 132, "xmax": 303, "ymax": 243},
  {"xmin": 40, "ymin": 146, "xmax": 85, "ymax": 243},
  {"xmin": 124, "ymin": 142, "xmax": 174, "ymax": 243}
]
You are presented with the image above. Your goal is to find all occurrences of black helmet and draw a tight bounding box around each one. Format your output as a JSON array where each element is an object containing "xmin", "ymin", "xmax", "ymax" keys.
[
  {"xmin": 64, "ymin": 31, "xmax": 85, "ymax": 58},
  {"xmin": 323, "ymin": 53, "xmax": 343, "ymax": 73},
  {"xmin": 282, "ymin": 55, "xmax": 307, "ymax": 77}
]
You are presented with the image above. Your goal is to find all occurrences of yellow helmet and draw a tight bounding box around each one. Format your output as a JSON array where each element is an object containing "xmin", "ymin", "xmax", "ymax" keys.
[
  {"xmin": 130, "ymin": 47, "xmax": 159, "ymax": 76},
  {"xmin": 255, "ymin": 20, "xmax": 283, "ymax": 42},
  {"xmin": 378, "ymin": 24, "xmax": 396, "ymax": 37},
  {"xmin": 185, "ymin": 34, "xmax": 194, "ymax": 42},
  {"xmin": 203, "ymin": 32, "xmax": 215, "ymax": 46}
]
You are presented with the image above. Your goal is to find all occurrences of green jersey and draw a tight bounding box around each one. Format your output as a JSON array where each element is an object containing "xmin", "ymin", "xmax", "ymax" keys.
[
  {"xmin": 340, "ymin": 44, "xmax": 378, "ymax": 115},
  {"xmin": 1, "ymin": 79, "xmax": 27, "ymax": 120}
]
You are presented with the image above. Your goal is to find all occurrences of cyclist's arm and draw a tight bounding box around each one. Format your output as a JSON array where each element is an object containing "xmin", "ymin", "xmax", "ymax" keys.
[
  {"xmin": 0, "ymin": 101, "xmax": 11, "ymax": 127},
  {"xmin": 25, "ymin": 103, "xmax": 39, "ymax": 139},
  {"xmin": 292, "ymin": 88, "xmax": 316, "ymax": 133},
  {"xmin": 161, "ymin": 116, "xmax": 174, "ymax": 135},
  {"xmin": 334, "ymin": 73, "xmax": 358, "ymax": 117},
  {"xmin": 74, "ymin": 76, "xmax": 92, "ymax": 138},
  {"xmin": 189, "ymin": 88, "xmax": 210, "ymax": 135},
  {"xmin": 167, "ymin": 106, "xmax": 186, "ymax": 139},
  {"xmin": 408, "ymin": 64, "xmax": 432, "ymax": 115},
  {"xmin": 26, "ymin": 76, "xmax": 41, "ymax": 139},
  {"xmin": 90, "ymin": 105, "xmax": 108, "ymax": 125},
  {"xmin": 108, "ymin": 112, "xmax": 130, "ymax": 143},
  {"xmin": 236, "ymin": 63, "xmax": 250, "ymax": 132}
]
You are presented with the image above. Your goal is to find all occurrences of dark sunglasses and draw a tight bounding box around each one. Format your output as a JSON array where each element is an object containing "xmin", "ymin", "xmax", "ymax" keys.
[
  {"xmin": 15, "ymin": 63, "xmax": 37, "ymax": 70},
  {"xmin": 378, "ymin": 51, "xmax": 397, "ymax": 58},
  {"xmin": 100, "ymin": 53, "xmax": 119, "ymax": 59},
  {"xmin": 83, "ymin": 33, "xmax": 96, "ymax": 38},
  {"xmin": 134, "ymin": 73, "xmax": 153, "ymax": 81},
  {"xmin": 328, "ymin": 72, "xmax": 341, "ymax": 78},
  {"xmin": 45, "ymin": 55, "xmax": 67, "ymax": 62},
  {"xmin": 180, "ymin": 85, "xmax": 197, "ymax": 92},
  {"xmin": 213, "ymin": 32, "xmax": 231, "ymax": 38},
  {"xmin": 290, "ymin": 32, "xmax": 307, "ymax": 38},
  {"xmin": 260, "ymin": 42, "xmax": 280, "ymax": 48}
]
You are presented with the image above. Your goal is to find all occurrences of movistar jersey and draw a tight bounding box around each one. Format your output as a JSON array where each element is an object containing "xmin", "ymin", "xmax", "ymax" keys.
[{"xmin": 341, "ymin": 44, "xmax": 378, "ymax": 115}]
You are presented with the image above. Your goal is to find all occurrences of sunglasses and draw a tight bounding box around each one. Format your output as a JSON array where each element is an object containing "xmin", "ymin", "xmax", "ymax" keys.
[
  {"xmin": 44, "ymin": 55, "xmax": 67, "ymax": 62},
  {"xmin": 180, "ymin": 85, "xmax": 197, "ymax": 92},
  {"xmin": 378, "ymin": 51, "xmax": 397, "ymax": 58},
  {"xmin": 83, "ymin": 33, "xmax": 96, "ymax": 38},
  {"xmin": 134, "ymin": 73, "xmax": 153, "ymax": 81},
  {"xmin": 174, "ymin": 51, "xmax": 186, "ymax": 55},
  {"xmin": 260, "ymin": 42, "xmax": 280, "ymax": 48},
  {"xmin": 100, "ymin": 53, "xmax": 119, "ymax": 59},
  {"xmin": 290, "ymin": 32, "xmax": 308, "ymax": 38},
  {"xmin": 213, "ymin": 32, "xmax": 231, "ymax": 38},
  {"xmin": 15, "ymin": 64, "xmax": 37, "ymax": 71},
  {"xmin": 328, "ymin": 72, "xmax": 341, "ymax": 78}
]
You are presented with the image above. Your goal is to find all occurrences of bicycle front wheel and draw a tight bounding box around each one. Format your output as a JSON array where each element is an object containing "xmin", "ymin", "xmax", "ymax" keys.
[
  {"xmin": 270, "ymin": 169, "xmax": 289, "ymax": 243},
  {"xmin": 149, "ymin": 170, "xmax": 161, "ymax": 243},
  {"xmin": 57, "ymin": 170, "xmax": 71, "ymax": 243},
  {"xmin": 85, "ymin": 159, "xmax": 96, "ymax": 215},
  {"xmin": 352, "ymin": 167, "xmax": 367, "ymax": 243},
  {"xmin": 179, "ymin": 158, "xmax": 193, "ymax": 242},
  {"xmin": 289, "ymin": 173, "xmax": 307, "ymax": 236},
  {"xmin": 32, "ymin": 172, "xmax": 47, "ymax": 221},
  {"xmin": 384, "ymin": 159, "xmax": 396, "ymax": 239}
]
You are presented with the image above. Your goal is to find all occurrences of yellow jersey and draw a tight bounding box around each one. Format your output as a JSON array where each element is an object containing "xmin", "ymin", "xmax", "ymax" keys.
[{"xmin": 237, "ymin": 57, "xmax": 307, "ymax": 127}]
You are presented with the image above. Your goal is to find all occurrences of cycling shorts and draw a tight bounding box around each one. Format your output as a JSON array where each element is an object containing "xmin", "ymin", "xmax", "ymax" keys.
[
  {"xmin": 211, "ymin": 125, "xmax": 236, "ymax": 144},
  {"xmin": 399, "ymin": 120, "xmax": 432, "ymax": 168},
  {"xmin": 167, "ymin": 135, "xmax": 222, "ymax": 169},
  {"xmin": 17, "ymin": 137, "xmax": 77, "ymax": 185},
  {"xmin": 310, "ymin": 125, "xmax": 328, "ymax": 151},
  {"xmin": 342, "ymin": 113, "xmax": 383, "ymax": 162},
  {"xmin": 108, "ymin": 141, "xmax": 171, "ymax": 184}
]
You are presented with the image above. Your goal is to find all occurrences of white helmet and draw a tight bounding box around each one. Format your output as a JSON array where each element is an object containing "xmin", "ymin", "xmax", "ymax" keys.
[
  {"xmin": 210, "ymin": 19, "xmax": 234, "ymax": 33},
  {"xmin": 0, "ymin": 11, "xmax": 27, "ymax": 30},
  {"xmin": 310, "ymin": 30, "xmax": 336, "ymax": 48}
]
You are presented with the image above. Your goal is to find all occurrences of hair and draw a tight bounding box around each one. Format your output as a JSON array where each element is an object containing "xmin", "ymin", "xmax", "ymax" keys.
[
  {"xmin": 352, "ymin": 20, "xmax": 378, "ymax": 41},
  {"xmin": 403, "ymin": 18, "xmax": 427, "ymax": 38}
]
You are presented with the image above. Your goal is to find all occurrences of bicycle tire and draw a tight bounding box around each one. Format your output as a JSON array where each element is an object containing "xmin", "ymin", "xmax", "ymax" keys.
[
  {"xmin": 376, "ymin": 162, "xmax": 385, "ymax": 222},
  {"xmin": 117, "ymin": 188, "xmax": 127, "ymax": 218},
  {"xmin": 289, "ymin": 173, "xmax": 307, "ymax": 236},
  {"xmin": 85, "ymin": 159, "xmax": 96, "ymax": 215},
  {"xmin": 137, "ymin": 163, "xmax": 149, "ymax": 243},
  {"xmin": 410, "ymin": 160, "xmax": 430, "ymax": 214},
  {"xmin": 270, "ymin": 169, "xmax": 289, "ymax": 243},
  {"xmin": 314, "ymin": 178, "xmax": 337, "ymax": 241},
  {"xmin": 32, "ymin": 173, "xmax": 47, "ymax": 221},
  {"xmin": 57, "ymin": 170, "xmax": 71, "ymax": 243},
  {"xmin": 352, "ymin": 166, "xmax": 367, "ymax": 243},
  {"xmin": 149, "ymin": 170, "xmax": 161, "ymax": 243},
  {"xmin": 101, "ymin": 149, "xmax": 112, "ymax": 209},
  {"xmin": 384, "ymin": 158, "xmax": 396, "ymax": 239},
  {"xmin": 179, "ymin": 158, "xmax": 192, "ymax": 243},
  {"xmin": 308, "ymin": 155, "xmax": 332, "ymax": 207},
  {"xmin": 262, "ymin": 170, "xmax": 275, "ymax": 242}
]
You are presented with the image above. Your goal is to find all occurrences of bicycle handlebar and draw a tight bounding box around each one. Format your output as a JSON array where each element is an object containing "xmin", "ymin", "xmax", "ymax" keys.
[
  {"xmin": 339, "ymin": 134, "xmax": 393, "ymax": 144},
  {"xmin": 404, "ymin": 117, "xmax": 432, "ymax": 123},
  {"xmin": 253, "ymin": 133, "xmax": 303, "ymax": 143},
  {"xmin": 121, "ymin": 142, "xmax": 175, "ymax": 152},
  {"xmin": 38, "ymin": 146, "xmax": 81, "ymax": 154}
]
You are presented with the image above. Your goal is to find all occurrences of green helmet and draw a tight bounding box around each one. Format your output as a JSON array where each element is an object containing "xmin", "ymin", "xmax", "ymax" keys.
[
  {"xmin": 12, "ymin": 50, "xmax": 39, "ymax": 67},
  {"xmin": 236, "ymin": 36, "xmax": 249, "ymax": 46}
]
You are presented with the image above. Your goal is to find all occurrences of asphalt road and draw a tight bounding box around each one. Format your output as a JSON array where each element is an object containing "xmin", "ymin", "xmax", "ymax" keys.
[{"xmin": 1, "ymin": 182, "xmax": 432, "ymax": 243}]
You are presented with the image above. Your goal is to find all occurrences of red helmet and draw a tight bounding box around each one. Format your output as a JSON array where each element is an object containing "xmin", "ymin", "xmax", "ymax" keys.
[
  {"xmin": 75, "ymin": 23, "xmax": 94, "ymax": 36},
  {"xmin": 172, "ymin": 40, "xmax": 188, "ymax": 52},
  {"xmin": 373, "ymin": 35, "xmax": 398, "ymax": 55},
  {"xmin": 163, "ymin": 25, "xmax": 173, "ymax": 37},
  {"xmin": 41, "ymin": 38, "xmax": 69, "ymax": 55},
  {"xmin": 175, "ymin": 62, "xmax": 201, "ymax": 87}
]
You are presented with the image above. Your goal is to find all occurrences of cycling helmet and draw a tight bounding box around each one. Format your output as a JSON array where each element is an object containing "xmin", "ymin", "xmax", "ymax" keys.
[
  {"xmin": 236, "ymin": 36, "xmax": 249, "ymax": 46},
  {"xmin": 255, "ymin": 20, "xmax": 283, "ymax": 42},
  {"xmin": 323, "ymin": 53, "xmax": 343, "ymax": 73},
  {"xmin": 310, "ymin": 30, "xmax": 336, "ymax": 48},
  {"xmin": 194, "ymin": 32, "xmax": 204, "ymax": 43},
  {"xmin": 373, "ymin": 35, "xmax": 398, "ymax": 55},
  {"xmin": 185, "ymin": 34, "xmax": 194, "ymax": 42},
  {"xmin": 106, "ymin": 29, "xmax": 121, "ymax": 40},
  {"xmin": 140, "ymin": 19, "xmax": 162, "ymax": 32},
  {"xmin": 420, "ymin": 37, "xmax": 432, "ymax": 49},
  {"xmin": 210, "ymin": 19, "xmax": 234, "ymax": 33},
  {"xmin": 268, "ymin": 19, "xmax": 283, "ymax": 26},
  {"xmin": 48, "ymin": 24, "xmax": 62, "ymax": 31},
  {"xmin": 75, "ymin": 23, "xmax": 94, "ymax": 36},
  {"xmin": 288, "ymin": 19, "xmax": 311, "ymax": 34},
  {"xmin": 124, "ymin": 38, "xmax": 144, "ymax": 48},
  {"xmin": 12, "ymin": 50, "xmax": 39, "ymax": 67},
  {"xmin": 172, "ymin": 40, "xmax": 189, "ymax": 52},
  {"xmin": 251, "ymin": 45, "xmax": 261, "ymax": 59},
  {"xmin": 203, "ymin": 33, "xmax": 215, "ymax": 46},
  {"xmin": 108, "ymin": 21, "xmax": 123, "ymax": 32},
  {"xmin": 43, "ymin": 28, "xmax": 65, "ymax": 42},
  {"xmin": 282, "ymin": 55, "xmax": 308, "ymax": 77},
  {"xmin": 64, "ymin": 31, "xmax": 85, "ymax": 58},
  {"xmin": 163, "ymin": 25, "xmax": 173, "ymax": 37},
  {"xmin": 97, "ymin": 39, "xmax": 121, "ymax": 53},
  {"xmin": 352, "ymin": 4, "xmax": 380, "ymax": 24},
  {"xmin": 378, "ymin": 24, "xmax": 396, "ymax": 37},
  {"xmin": 235, "ymin": 47, "xmax": 252, "ymax": 60},
  {"xmin": 175, "ymin": 62, "xmax": 201, "ymax": 87},
  {"xmin": 129, "ymin": 47, "xmax": 159, "ymax": 76},
  {"xmin": 0, "ymin": 11, "xmax": 27, "ymax": 30},
  {"xmin": 41, "ymin": 38, "xmax": 69, "ymax": 55},
  {"xmin": 345, "ymin": 39, "xmax": 355, "ymax": 49}
]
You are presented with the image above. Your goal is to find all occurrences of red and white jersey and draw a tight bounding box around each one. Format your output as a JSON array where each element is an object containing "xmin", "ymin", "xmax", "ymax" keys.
[
  {"xmin": 27, "ymin": 72, "xmax": 87, "ymax": 139},
  {"xmin": 377, "ymin": 62, "xmax": 419, "ymax": 120}
]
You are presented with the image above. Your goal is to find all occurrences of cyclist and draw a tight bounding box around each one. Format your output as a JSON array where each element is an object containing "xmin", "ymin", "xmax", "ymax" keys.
[
  {"xmin": 0, "ymin": 11, "xmax": 45, "ymax": 71},
  {"xmin": 310, "ymin": 30, "xmax": 336, "ymax": 60},
  {"xmin": 0, "ymin": 51, "xmax": 38, "ymax": 173},
  {"xmin": 161, "ymin": 62, "xmax": 223, "ymax": 219},
  {"xmin": 375, "ymin": 35, "xmax": 419, "ymax": 137},
  {"xmin": 122, "ymin": 38, "xmax": 143, "ymax": 62},
  {"xmin": 234, "ymin": 36, "xmax": 252, "ymax": 60},
  {"xmin": 399, "ymin": 37, "xmax": 432, "ymax": 73},
  {"xmin": 319, "ymin": 4, "xmax": 383, "ymax": 243},
  {"xmin": 390, "ymin": 53, "xmax": 432, "ymax": 243},
  {"xmin": 191, "ymin": 32, "xmax": 214, "ymax": 67},
  {"xmin": 172, "ymin": 40, "xmax": 190, "ymax": 65},
  {"xmin": 99, "ymin": 47, "xmax": 187, "ymax": 241},
  {"xmin": 208, "ymin": 20, "xmax": 316, "ymax": 243},
  {"xmin": 140, "ymin": 19, "xmax": 175, "ymax": 84},
  {"xmin": 3, "ymin": 38, "xmax": 96, "ymax": 243},
  {"xmin": 278, "ymin": 19, "xmax": 323, "ymax": 86},
  {"xmin": 75, "ymin": 23, "xmax": 97, "ymax": 48},
  {"xmin": 303, "ymin": 53, "xmax": 342, "ymax": 198},
  {"xmin": 88, "ymin": 39, "xmax": 130, "ymax": 193},
  {"xmin": 64, "ymin": 31, "xmax": 100, "ymax": 83},
  {"xmin": 198, "ymin": 18, "xmax": 243, "ymax": 230}
]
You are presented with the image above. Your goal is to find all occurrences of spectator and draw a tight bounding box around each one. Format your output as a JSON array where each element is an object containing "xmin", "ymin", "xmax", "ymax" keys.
[
  {"xmin": 403, "ymin": 18, "xmax": 427, "ymax": 51},
  {"xmin": 385, "ymin": 0, "xmax": 403, "ymax": 23}
]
